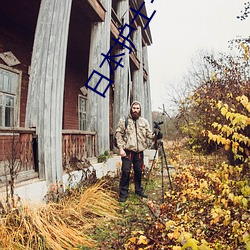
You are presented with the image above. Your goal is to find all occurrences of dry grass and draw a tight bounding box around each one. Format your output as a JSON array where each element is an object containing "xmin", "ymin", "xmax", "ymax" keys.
[{"xmin": 0, "ymin": 180, "xmax": 121, "ymax": 249}]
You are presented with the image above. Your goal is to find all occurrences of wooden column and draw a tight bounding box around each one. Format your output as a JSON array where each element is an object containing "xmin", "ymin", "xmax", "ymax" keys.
[
  {"xmin": 113, "ymin": 0, "xmax": 131, "ymax": 130},
  {"xmin": 142, "ymin": 45, "xmax": 153, "ymax": 126},
  {"xmin": 86, "ymin": 0, "xmax": 111, "ymax": 155},
  {"xmin": 25, "ymin": 0, "xmax": 72, "ymax": 183},
  {"xmin": 132, "ymin": 26, "xmax": 144, "ymax": 116}
]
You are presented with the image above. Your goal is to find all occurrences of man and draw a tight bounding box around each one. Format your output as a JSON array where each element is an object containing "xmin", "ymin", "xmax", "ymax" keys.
[{"xmin": 115, "ymin": 101, "xmax": 159, "ymax": 202}]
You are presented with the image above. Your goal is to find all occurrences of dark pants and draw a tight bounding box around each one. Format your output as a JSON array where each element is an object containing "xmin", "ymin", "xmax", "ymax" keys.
[{"xmin": 119, "ymin": 150, "xmax": 144, "ymax": 198}]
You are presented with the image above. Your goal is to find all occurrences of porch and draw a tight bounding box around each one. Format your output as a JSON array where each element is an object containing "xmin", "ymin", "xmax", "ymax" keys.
[{"xmin": 0, "ymin": 128, "xmax": 97, "ymax": 188}]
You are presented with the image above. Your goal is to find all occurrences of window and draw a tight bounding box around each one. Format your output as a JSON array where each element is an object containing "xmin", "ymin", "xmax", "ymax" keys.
[
  {"xmin": 78, "ymin": 95, "xmax": 87, "ymax": 131},
  {"xmin": 0, "ymin": 66, "xmax": 20, "ymax": 127}
]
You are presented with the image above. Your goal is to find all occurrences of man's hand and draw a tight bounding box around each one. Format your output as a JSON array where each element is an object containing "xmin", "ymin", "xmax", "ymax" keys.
[{"xmin": 120, "ymin": 148, "xmax": 126, "ymax": 157}]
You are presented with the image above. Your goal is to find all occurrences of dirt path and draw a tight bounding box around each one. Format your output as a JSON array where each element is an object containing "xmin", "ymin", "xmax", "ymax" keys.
[{"xmin": 89, "ymin": 169, "xmax": 172, "ymax": 250}]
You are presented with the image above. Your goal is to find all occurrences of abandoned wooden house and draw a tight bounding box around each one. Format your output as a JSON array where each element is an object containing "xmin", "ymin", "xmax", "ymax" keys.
[{"xmin": 0, "ymin": 0, "xmax": 154, "ymax": 195}]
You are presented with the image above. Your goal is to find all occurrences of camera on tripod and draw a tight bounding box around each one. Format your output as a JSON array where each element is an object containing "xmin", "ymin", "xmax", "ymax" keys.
[
  {"xmin": 153, "ymin": 121, "xmax": 163, "ymax": 130},
  {"xmin": 145, "ymin": 119, "xmax": 173, "ymax": 198},
  {"xmin": 153, "ymin": 121, "xmax": 163, "ymax": 141}
]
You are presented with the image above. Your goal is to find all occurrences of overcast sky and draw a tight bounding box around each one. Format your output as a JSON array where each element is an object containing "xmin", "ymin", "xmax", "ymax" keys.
[{"xmin": 145, "ymin": 0, "xmax": 250, "ymax": 112}]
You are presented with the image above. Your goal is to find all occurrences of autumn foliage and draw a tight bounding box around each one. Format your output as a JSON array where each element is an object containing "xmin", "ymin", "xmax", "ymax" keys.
[
  {"xmin": 125, "ymin": 41, "xmax": 250, "ymax": 250},
  {"xmin": 125, "ymin": 143, "xmax": 250, "ymax": 249},
  {"xmin": 207, "ymin": 95, "xmax": 250, "ymax": 163},
  {"xmin": 176, "ymin": 43, "xmax": 250, "ymax": 157}
]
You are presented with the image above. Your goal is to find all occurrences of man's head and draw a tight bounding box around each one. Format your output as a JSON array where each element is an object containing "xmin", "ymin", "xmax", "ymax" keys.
[{"xmin": 130, "ymin": 101, "xmax": 141, "ymax": 120}]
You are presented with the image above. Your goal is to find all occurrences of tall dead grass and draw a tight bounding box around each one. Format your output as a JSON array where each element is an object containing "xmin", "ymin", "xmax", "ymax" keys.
[{"xmin": 0, "ymin": 180, "xmax": 121, "ymax": 249}]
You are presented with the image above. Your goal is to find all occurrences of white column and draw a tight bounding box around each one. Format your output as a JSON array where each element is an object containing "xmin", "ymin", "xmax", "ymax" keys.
[
  {"xmin": 132, "ymin": 26, "xmax": 144, "ymax": 116},
  {"xmin": 143, "ymin": 45, "xmax": 153, "ymax": 126},
  {"xmin": 25, "ymin": 0, "xmax": 72, "ymax": 183},
  {"xmin": 113, "ymin": 0, "xmax": 131, "ymax": 130},
  {"xmin": 86, "ymin": 0, "xmax": 112, "ymax": 155}
]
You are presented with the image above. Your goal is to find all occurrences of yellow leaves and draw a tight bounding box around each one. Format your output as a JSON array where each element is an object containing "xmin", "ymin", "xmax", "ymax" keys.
[
  {"xmin": 220, "ymin": 106, "xmax": 228, "ymax": 116},
  {"xmin": 232, "ymin": 220, "xmax": 241, "ymax": 233},
  {"xmin": 183, "ymin": 213, "xmax": 188, "ymax": 223},
  {"xmin": 128, "ymin": 231, "xmax": 149, "ymax": 247},
  {"xmin": 173, "ymin": 247, "xmax": 182, "ymax": 250},
  {"xmin": 161, "ymin": 160, "xmax": 249, "ymax": 249},
  {"xmin": 137, "ymin": 235, "xmax": 149, "ymax": 245},
  {"xmin": 165, "ymin": 220, "xmax": 175, "ymax": 230},
  {"xmin": 199, "ymin": 179, "xmax": 208, "ymax": 190},
  {"xmin": 241, "ymin": 185, "xmax": 250, "ymax": 197},
  {"xmin": 228, "ymin": 193, "xmax": 235, "ymax": 201},
  {"xmin": 243, "ymin": 232, "xmax": 250, "ymax": 250},
  {"xmin": 210, "ymin": 206, "xmax": 222, "ymax": 225},
  {"xmin": 223, "ymin": 213, "xmax": 231, "ymax": 226},
  {"xmin": 178, "ymin": 232, "xmax": 192, "ymax": 244},
  {"xmin": 211, "ymin": 72, "xmax": 217, "ymax": 82},
  {"xmin": 210, "ymin": 206, "xmax": 232, "ymax": 226},
  {"xmin": 198, "ymin": 208, "xmax": 204, "ymax": 214},
  {"xmin": 242, "ymin": 198, "xmax": 248, "ymax": 209},
  {"xmin": 128, "ymin": 237, "xmax": 137, "ymax": 244},
  {"xmin": 224, "ymin": 142, "xmax": 230, "ymax": 151},
  {"xmin": 208, "ymin": 95, "xmax": 250, "ymax": 161},
  {"xmin": 182, "ymin": 238, "xmax": 199, "ymax": 250},
  {"xmin": 240, "ymin": 43, "xmax": 250, "ymax": 60},
  {"xmin": 227, "ymin": 194, "xmax": 248, "ymax": 208},
  {"xmin": 220, "ymin": 198, "xmax": 228, "ymax": 208},
  {"xmin": 199, "ymin": 240, "xmax": 212, "ymax": 250},
  {"xmin": 168, "ymin": 228, "xmax": 181, "ymax": 241}
]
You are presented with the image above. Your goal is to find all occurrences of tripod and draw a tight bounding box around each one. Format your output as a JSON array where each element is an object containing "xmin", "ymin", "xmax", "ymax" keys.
[{"xmin": 144, "ymin": 131, "xmax": 173, "ymax": 203}]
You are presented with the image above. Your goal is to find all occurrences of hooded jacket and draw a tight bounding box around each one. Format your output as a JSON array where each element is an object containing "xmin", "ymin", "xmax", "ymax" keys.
[{"xmin": 115, "ymin": 101, "xmax": 155, "ymax": 152}]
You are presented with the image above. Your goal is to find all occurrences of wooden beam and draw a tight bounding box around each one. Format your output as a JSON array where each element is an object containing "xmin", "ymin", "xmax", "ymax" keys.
[
  {"xmin": 62, "ymin": 130, "xmax": 96, "ymax": 135},
  {"xmin": 130, "ymin": 52, "xmax": 140, "ymax": 70},
  {"xmin": 76, "ymin": 0, "xmax": 105, "ymax": 22},
  {"xmin": 143, "ymin": 68, "xmax": 148, "ymax": 81},
  {"xmin": 129, "ymin": 3, "xmax": 152, "ymax": 45},
  {"xmin": 110, "ymin": 19, "xmax": 140, "ymax": 71},
  {"xmin": 110, "ymin": 19, "xmax": 120, "ymax": 39},
  {"xmin": 0, "ymin": 127, "xmax": 36, "ymax": 134}
]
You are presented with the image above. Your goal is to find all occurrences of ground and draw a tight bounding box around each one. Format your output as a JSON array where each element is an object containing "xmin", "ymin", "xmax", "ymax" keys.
[{"xmin": 86, "ymin": 164, "xmax": 171, "ymax": 250}]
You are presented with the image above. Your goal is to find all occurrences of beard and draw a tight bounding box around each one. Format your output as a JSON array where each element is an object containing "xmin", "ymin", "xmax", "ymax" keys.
[{"xmin": 131, "ymin": 112, "xmax": 140, "ymax": 120}]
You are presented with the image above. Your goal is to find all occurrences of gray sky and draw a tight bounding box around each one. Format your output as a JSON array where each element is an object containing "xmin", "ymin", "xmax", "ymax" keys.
[{"xmin": 145, "ymin": 0, "xmax": 250, "ymax": 112}]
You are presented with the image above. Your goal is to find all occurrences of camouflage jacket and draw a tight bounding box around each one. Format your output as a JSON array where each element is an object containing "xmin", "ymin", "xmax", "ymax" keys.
[{"xmin": 115, "ymin": 115, "xmax": 155, "ymax": 152}]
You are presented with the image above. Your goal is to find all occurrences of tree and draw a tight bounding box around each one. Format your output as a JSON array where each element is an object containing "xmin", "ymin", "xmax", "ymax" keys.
[
  {"xmin": 175, "ymin": 46, "xmax": 250, "ymax": 155},
  {"xmin": 237, "ymin": 2, "xmax": 250, "ymax": 21}
]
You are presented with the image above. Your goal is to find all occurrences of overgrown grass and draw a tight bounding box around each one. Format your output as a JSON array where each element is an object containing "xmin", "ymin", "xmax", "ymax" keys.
[{"xmin": 0, "ymin": 181, "xmax": 121, "ymax": 249}]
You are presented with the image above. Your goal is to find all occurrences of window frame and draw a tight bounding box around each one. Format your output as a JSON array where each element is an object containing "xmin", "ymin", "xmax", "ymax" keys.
[
  {"xmin": 78, "ymin": 95, "xmax": 87, "ymax": 131},
  {"xmin": 0, "ymin": 64, "xmax": 22, "ymax": 128}
]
